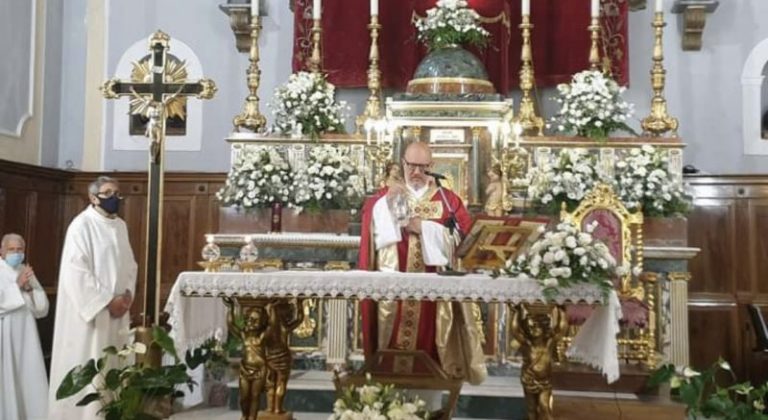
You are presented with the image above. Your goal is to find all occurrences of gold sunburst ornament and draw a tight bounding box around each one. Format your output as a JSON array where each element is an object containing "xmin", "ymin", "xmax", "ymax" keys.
[{"xmin": 129, "ymin": 57, "xmax": 188, "ymax": 120}]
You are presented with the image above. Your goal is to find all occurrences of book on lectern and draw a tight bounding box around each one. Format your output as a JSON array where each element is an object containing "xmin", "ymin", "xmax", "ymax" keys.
[{"xmin": 457, "ymin": 215, "xmax": 550, "ymax": 271}]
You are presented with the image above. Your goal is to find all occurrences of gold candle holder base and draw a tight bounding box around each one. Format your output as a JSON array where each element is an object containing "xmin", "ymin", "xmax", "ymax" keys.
[
  {"xmin": 588, "ymin": 17, "xmax": 601, "ymax": 71},
  {"xmin": 233, "ymin": 15, "xmax": 267, "ymax": 133},
  {"xmin": 517, "ymin": 16, "xmax": 544, "ymax": 136},
  {"xmin": 308, "ymin": 19, "xmax": 323, "ymax": 73},
  {"xmin": 355, "ymin": 16, "xmax": 383, "ymax": 134},
  {"xmin": 641, "ymin": 12, "xmax": 679, "ymax": 137},
  {"xmin": 198, "ymin": 260, "xmax": 224, "ymax": 272},
  {"xmin": 237, "ymin": 260, "xmax": 260, "ymax": 273}
]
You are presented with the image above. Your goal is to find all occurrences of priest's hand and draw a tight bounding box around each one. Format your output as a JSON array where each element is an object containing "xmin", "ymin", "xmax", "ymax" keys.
[
  {"xmin": 108, "ymin": 290, "xmax": 133, "ymax": 318},
  {"xmin": 406, "ymin": 217, "xmax": 422, "ymax": 235},
  {"xmin": 16, "ymin": 266, "xmax": 34, "ymax": 291}
]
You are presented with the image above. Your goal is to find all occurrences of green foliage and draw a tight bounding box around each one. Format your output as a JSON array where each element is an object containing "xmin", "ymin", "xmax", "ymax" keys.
[
  {"xmin": 648, "ymin": 359, "xmax": 768, "ymax": 420},
  {"xmin": 332, "ymin": 375, "xmax": 430, "ymax": 419},
  {"xmin": 55, "ymin": 326, "xmax": 219, "ymax": 420}
]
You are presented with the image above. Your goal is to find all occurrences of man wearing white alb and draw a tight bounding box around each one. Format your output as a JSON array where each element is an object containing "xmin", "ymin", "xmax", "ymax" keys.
[
  {"xmin": 0, "ymin": 233, "xmax": 49, "ymax": 420},
  {"xmin": 48, "ymin": 176, "xmax": 138, "ymax": 420}
]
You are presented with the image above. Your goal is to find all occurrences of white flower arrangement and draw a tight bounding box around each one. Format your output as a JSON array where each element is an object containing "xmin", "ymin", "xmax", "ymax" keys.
[
  {"xmin": 505, "ymin": 221, "xmax": 621, "ymax": 300},
  {"xmin": 527, "ymin": 148, "xmax": 600, "ymax": 214},
  {"xmin": 415, "ymin": 0, "xmax": 490, "ymax": 51},
  {"xmin": 613, "ymin": 145, "xmax": 690, "ymax": 217},
  {"xmin": 550, "ymin": 70, "xmax": 635, "ymax": 139},
  {"xmin": 293, "ymin": 145, "xmax": 365, "ymax": 211},
  {"xmin": 271, "ymin": 71, "xmax": 347, "ymax": 140},
  {"xmin": 330, "ymin": 375, "xmax": 429, "ymax": 420},
  {"xmin": 216, "ymin": 146, "xmax": 295, "ymax": 209}
]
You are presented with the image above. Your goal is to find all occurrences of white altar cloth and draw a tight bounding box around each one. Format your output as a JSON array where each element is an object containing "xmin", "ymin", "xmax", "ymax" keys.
[{"xmin": 165, "ymin": 270, "xmax": 622, "ymax": 382}]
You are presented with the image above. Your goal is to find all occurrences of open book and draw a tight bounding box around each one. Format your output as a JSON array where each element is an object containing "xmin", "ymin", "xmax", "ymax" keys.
[{"xmin": 457, "ymin": 215, "xmax": 550, "ymax": 271}]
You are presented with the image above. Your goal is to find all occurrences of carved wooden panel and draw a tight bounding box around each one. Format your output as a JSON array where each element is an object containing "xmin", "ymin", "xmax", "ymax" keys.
[
  {"xmin": 688, "ymin": 303, "xmax": 741, "ymax": 374},
  {"xmin": 687, "ymin": 198, "xmax": 737, "ymax": 295},
  {"xmin": 748, "ymin": 199, "xmax": 768, "ymax": 295}
]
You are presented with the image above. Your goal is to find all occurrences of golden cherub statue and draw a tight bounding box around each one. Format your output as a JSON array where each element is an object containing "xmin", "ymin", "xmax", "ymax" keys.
[
  {"xmin": 263, "ymin": 299, "xmax": 305, "ymax": 416},
  {"xmin": 224, "ymin": 297, "xmax": 268, "ymax": 420}
]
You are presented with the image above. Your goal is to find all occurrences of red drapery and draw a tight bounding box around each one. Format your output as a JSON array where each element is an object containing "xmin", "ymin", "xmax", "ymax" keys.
[{"xmin": 292, "ymin": 0, "xmax": 629, "ymax": 92}]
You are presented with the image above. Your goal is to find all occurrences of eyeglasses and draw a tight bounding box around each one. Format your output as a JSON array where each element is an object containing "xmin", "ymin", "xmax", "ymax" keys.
[
  {"xmin": 403, "ymin": 159, "xmax": 432, "ymax": 173},
  {"xmin": 96, "ymin": 190, "xmax": 123, "ymax": 200}
]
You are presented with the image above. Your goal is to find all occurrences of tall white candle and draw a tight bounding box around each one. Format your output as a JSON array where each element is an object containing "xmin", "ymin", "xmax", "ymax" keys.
[
  {"xmin": 591, "ymin": 0, "xmax": 600, "ymax": 18},
  {"xmin": 655, "ymin": 0, "xmax": 663, "ymax": 13},
  {"xmin": 371, "ymin": 0, "xmax": 378, "ymax": 16},
  {"xmin": 313, "ymin": 0, "xmax": 321, "ymax": 20},
  {"xmin": 522, "ymin": 0, "xmax": 530, "ymax": 16},
  {"xmin": 251, "ymin": 0, "xmax": 258, "ymax": 17}
]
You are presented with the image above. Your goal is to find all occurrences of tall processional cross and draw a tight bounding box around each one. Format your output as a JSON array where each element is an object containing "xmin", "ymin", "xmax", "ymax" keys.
[{"xmin": 101, "ymin": 30, "xmax": 216, "ymax": 326}]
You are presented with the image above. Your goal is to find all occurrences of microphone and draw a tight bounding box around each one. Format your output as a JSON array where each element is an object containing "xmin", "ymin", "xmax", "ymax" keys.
[{"xmin": 425, "ymin": 171, "xmax": 447, "ymax": 180}]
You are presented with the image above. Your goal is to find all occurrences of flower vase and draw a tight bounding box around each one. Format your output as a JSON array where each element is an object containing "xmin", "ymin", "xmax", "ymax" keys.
[
  {"xmin": 270, "ymin": 202, "xmax": 283, "ymax": 233},
  {"xmin": 407, "ymin": 44, "xmax": 495, "ymax": 95}
]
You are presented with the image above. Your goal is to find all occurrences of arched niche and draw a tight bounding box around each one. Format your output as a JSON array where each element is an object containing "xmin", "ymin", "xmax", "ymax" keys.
[
  {"xmin": 111, "ymin": 36, "xmax": 204, "ymax": 152},
  {"xmin": 741, "ymin": 38, "xmax": 768, "ymax": 155}
]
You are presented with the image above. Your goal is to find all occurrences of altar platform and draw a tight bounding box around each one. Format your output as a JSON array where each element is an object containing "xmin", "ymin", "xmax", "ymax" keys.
[{"xmin": 172, "ymin": 370, "xmax": 685, "ymax": 420}]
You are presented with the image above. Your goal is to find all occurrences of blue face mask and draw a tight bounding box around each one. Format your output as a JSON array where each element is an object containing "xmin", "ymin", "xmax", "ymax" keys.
[
  {"xmin": 4, "ymin": 252, "xmax": 24, "ymax": 268},
  {"xmin": 97, "ymin": 195, "xmax": 121, "ymax": 215}
]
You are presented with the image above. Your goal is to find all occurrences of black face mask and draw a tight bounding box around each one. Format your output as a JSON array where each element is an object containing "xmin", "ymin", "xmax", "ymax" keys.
[{"xmin": 97, "ymin": 195, "xmax": 121, "ymax": 215}]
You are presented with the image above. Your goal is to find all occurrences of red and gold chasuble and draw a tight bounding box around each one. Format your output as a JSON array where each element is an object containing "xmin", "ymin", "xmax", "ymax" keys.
[{"xmin": 358, "ymin": 186, "xmax": 486, "ymax": 384}]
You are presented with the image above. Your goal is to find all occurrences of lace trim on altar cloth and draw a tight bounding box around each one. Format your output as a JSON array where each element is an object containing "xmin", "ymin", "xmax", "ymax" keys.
[{"xmin": 165, "ymin": 271, "xmax": 621, "ymax": 384}]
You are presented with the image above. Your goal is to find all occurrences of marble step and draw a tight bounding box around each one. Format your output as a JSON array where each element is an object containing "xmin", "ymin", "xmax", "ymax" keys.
[{"xmin": 213, "ymin": 370, "xmax": 642, "ymax": 420}]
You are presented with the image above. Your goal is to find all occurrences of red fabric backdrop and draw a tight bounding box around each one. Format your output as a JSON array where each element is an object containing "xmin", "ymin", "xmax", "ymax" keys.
[{"xmin": 292, "ymin": 0, "xmax": 629, "ymax": 92}]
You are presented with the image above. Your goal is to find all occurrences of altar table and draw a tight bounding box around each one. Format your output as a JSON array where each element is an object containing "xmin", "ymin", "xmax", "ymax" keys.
[{"xmin": 165, "ymin": 270, "xmax": 622, "ymax": 420}]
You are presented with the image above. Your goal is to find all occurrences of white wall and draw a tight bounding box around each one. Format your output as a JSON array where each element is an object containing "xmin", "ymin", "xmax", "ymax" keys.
[{"xmin": 45, "ymin": 0, "xmax": 768, "ymax": 173}]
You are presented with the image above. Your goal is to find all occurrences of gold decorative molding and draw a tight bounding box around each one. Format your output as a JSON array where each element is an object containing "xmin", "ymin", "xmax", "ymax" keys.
[
  {"xmin": 668, "ymin": 271, "xmax": 692, "ymax": 282},
  {"xmin": 218, "ymin": 3, "xmax": 252, "ymax": 53},
  {"xmin": 671, "ymin": 1, "xmax": 719, "ymax": 51}
]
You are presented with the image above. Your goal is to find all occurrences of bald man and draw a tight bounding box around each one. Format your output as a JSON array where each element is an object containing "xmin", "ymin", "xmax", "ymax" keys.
[{"xmin": 358, "ymin": 141, "xmax": 486, "ymax": 391}]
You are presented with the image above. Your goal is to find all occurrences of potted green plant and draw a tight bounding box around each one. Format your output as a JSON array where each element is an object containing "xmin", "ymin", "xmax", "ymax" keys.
[
  {"xmin": 648, "ymin": 358, "xmax": 768, "ymax": 420},
  {"xmin": 56, "ymin": 326, "xmax": 211, "ymax": 420}
]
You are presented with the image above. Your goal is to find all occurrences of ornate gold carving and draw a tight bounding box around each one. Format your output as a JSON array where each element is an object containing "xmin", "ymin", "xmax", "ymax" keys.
[
  {"xmin": 233, "ymin": 15, "xmax": 267, "ymax": 132},
  {"xmin": 641, "ymin": 12, "xmax": 679, "ymax": 137},
  {"xmin": 668, "ymin": 271, "xmax": 692, "ymax": 282},
  {"xmin": 293, "ymin": 299, "xmax": 317, "ymax": 339},
  {"xmin": 366, "ymin": 142, "xmax": 393, "ymax": 188},
  {"xmin": 355, "ymin": 15, "xmax": 383, "ymax": 134},
  {"xmin": 517, "ymin": 15, "xmax": 544, "ymax": 136},
  {"xmin": 509, "ymin": 303, "xmax": 567, "ymax": 420},
  {"xmin": 129, "ymin": 55, "xmax": 188, "ymax": 121}
]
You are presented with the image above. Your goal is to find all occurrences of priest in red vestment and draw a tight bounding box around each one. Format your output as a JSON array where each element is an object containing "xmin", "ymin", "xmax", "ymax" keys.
[{"xmin": 358, "ymin": 141, "xmax": 486, "ymax": 385}]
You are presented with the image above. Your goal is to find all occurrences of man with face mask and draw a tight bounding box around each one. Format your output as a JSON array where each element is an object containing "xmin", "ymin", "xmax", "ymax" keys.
[
  {"xmin": 48, "ymin": 176, "xmax": 138, "ymax": 420},
  {"xmin": 0, "ymin": 233, "xmax": 49, "ymax": 420},
  {"xmin": 358, "ymin": 141, "xmax": 487, "ymax": 402}
]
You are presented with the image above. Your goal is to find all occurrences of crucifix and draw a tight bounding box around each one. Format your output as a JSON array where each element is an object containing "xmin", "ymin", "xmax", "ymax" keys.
[{"xmin": 101, "ymin": 30, "xmax": 216, "ymax": 326}]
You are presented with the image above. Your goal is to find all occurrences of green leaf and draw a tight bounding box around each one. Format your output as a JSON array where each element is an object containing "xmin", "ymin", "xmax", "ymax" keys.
[
  {"xmin": 75, "ymin": 392, "xmax": 101, "ymax": 407},
  {"xmin": 105, "ymin": 369, "xmax": 122, "ymax": 390},
  {"xmin": 56, "ymin": 359, "xmax": 98, "ymax": 399},
  {"xmin": 151, "ymin": 326, "xmax": 178, "ymax": 361}
]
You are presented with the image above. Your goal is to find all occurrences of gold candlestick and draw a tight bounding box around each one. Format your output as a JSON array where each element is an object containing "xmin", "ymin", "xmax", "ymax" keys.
[
  {"xmin": 641, "ymin": 12, "xmax": 679, "ymax": 137},
  {"xmin": 233, "ymin": 15, "xmax": 267, "ymax": 132},
  {"xmin": 517, "ymin": 15, "xmax": 544, "ymax": 136},
  {"xmin": 308, "ymin": 19, "xmax": 323, "ymax": 73},
  {"xmin": 356, "ymin": 15, "xmax": 383, "ymax": 134},
  {"xmin": 588, "ymin": 17, "xmax": 601, "ymax": 71}
]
